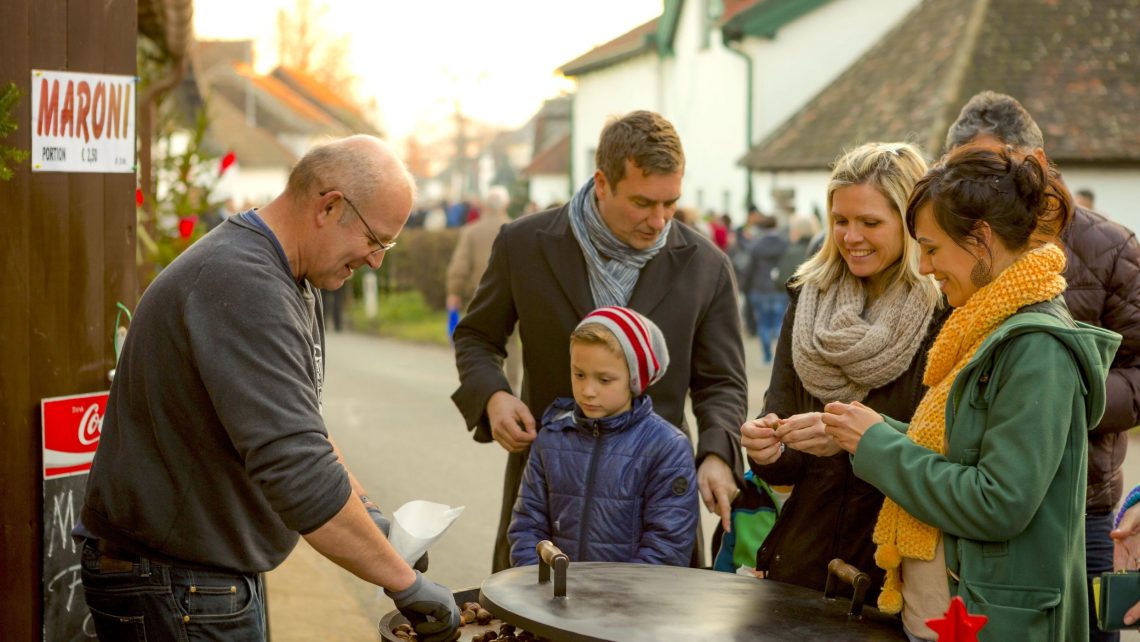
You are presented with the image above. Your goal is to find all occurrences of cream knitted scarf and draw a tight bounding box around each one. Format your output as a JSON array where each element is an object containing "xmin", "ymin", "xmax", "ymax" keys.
[
  {"xmin": 872, "ymin": 243, "xmax": 1068, "ymax": 614},
  {"xmin": 792, "ymin": 272, "xmax": 936, "ymax": 403}
]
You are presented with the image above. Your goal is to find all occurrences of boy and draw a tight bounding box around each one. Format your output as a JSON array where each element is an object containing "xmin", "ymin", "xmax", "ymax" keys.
[{"xmin": 508, "ymin": 307, "xmax": 699, "ymax": 566}]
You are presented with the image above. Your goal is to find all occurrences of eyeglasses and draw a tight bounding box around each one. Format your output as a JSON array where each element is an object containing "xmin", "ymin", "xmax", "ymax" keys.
[{"xmin": 319, "ymin": 189, "xmax": 397, "ymax": 256}]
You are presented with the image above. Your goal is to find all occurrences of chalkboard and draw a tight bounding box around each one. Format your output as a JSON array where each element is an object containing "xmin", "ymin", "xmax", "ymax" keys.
[
  {"xmin": 43, "ymin": 474, "xmax": 97, "ymax": 640},
  {"xmin": 42, "ymin": 392, "xmax": 107, "ymax": 641}
]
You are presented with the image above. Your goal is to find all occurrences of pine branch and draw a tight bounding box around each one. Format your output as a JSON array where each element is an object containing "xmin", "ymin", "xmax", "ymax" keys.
[{"xmin": 0, "ymin": 82, "xmax": 29, "ymax": 181}]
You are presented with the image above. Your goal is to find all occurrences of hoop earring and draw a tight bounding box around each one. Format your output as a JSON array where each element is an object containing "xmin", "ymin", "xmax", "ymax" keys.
[{"xmin": 970, "ymin": 260, "xmax": 993, "ymax": 287}]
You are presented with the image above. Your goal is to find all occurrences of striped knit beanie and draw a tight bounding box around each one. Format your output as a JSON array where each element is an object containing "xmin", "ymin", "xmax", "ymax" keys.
[{"xmin": 576, "ymin": 307, "xmax": 670, "ymax": 395}]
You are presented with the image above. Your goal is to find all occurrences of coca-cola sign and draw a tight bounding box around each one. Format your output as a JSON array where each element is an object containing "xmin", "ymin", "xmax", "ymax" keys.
[{"xmin": 41, "ymin": 392, "xmax": 108, "ymax": 479}]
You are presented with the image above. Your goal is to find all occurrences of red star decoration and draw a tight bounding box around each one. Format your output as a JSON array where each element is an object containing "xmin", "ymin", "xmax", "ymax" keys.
[{"xmin": 926, "ymin": 596, "xmax": 988, "ymax": 642}]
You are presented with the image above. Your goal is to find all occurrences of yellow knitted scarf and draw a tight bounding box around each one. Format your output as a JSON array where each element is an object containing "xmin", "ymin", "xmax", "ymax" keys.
[{"xmin": 872, "ymin": 243, "xmax": 1067, "ymax": 614}]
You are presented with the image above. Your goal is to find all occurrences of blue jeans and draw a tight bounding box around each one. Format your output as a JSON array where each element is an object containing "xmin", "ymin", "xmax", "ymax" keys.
[
  {"xmin": 80, "ymin": 539, "xmax": 266, "ymax": 641},
  {"xmin": 1088, "ymin": 512, "xmax": 1120, "ymax": 641},
  {"xmin": 749, "ymin": 292, "xmax": 788, "ymax": 363}
]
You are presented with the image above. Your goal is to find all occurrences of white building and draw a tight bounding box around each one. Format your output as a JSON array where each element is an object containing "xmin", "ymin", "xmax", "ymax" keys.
[{"xmin": 560, "ymin": 0, "xmax": 921, "ymax": 223}]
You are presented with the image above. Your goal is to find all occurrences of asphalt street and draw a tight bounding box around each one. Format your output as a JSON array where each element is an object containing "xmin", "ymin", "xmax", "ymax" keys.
[{"xmin": 265, "ymin": 329, "xmax": 772, "ymax": 640}]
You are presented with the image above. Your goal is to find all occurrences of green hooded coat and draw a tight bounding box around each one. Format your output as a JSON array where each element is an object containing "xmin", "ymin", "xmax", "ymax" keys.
[{"xmin": 853, "ymin": 299, "xmax": 1121, "ymax": 642}]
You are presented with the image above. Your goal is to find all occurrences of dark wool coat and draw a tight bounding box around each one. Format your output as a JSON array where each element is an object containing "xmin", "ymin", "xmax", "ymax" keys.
[
  {"xmin": 752, "ymin": 286, "xmax": 949, "ymax": 602},
  {"xmin": 1061, "ymin": 207, "xmax": 1140, "ymax": 513},
  {"xmin": 452, "ymin": 204, "xmax": 748, "ymax": 571},
  {"xmin": 509, "ymin": 396, "xmax": 698, "ymax": 567}
]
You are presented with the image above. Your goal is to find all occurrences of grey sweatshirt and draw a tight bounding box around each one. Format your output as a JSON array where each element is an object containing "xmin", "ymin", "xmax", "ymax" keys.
[{"xmin": 81, "ymin": 215, "xmax": 351, "ymax": 573}]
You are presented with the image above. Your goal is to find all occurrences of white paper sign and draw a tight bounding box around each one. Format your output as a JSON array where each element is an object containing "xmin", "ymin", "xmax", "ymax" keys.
[{"xmin": 30, "ymin": 69, "xmax": 136, "ymax": 173}]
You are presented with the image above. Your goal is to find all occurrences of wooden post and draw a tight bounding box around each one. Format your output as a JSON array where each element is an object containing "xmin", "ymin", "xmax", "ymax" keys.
[{"xmin": 0, "ymin": 0, "xmax": 137, "ymax": 638}]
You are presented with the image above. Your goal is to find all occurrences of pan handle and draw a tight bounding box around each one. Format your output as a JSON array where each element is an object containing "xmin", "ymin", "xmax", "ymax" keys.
[
  {"xmin": 536, "ymin": 540, "xmax": 569, "ymax": 598},
  {"xmin": 824, "ymin": 558, "xmax": 870, "ymax": 617}
]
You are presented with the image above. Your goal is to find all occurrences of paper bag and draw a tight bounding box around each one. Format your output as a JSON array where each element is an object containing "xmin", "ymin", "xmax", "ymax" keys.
[{"xmin": 388, "ymin": 500, "xmax": 465, "ymax": 567}]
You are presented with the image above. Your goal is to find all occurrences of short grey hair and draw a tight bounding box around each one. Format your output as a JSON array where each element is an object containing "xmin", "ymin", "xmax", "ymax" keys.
[
  {"xmin": 945, "ymin": 91, "xmax": 1045, "ymax": 152},
  {"xmin": 485, "ymin": 185, "xmax": 510, "ymax": 212},
  {"xmin": 286, "ymin": 137, "xmax": 416, "ymax": 205}
]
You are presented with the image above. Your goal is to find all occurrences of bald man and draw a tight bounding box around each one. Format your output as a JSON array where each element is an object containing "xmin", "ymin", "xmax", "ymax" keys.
[{"xmin": 77, "ymin": 136, "xmax": 459, "ymax": 642}]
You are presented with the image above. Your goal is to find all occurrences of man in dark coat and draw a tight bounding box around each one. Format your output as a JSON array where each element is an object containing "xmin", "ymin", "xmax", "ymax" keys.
[
  {"xmin": 947, "ymin": 91, "xmax": 1140, "ymax": 642},
  {"xmin": 452, "ymin": 111, "xmax": 748, "ymax": 571}
]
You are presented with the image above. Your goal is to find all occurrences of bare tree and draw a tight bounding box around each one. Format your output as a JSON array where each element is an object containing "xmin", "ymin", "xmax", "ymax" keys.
[{"xmin": 275, "ymin": 0, "xmax": 358, "ymax": 99}]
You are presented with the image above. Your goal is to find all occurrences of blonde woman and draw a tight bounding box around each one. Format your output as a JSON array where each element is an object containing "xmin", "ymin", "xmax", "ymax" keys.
[
  {"xmin": 740, "ymin": 142, "xmax": 947, "ymax": 605},
  {"xmin": 823, "ymin": 144, "xmax": 1120, "ymax": 641}
]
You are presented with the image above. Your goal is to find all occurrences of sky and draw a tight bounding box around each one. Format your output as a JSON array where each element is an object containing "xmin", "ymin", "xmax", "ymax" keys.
[{"xmin": 193, "ymin": 0, "xmax": 662, "ymax": 142}]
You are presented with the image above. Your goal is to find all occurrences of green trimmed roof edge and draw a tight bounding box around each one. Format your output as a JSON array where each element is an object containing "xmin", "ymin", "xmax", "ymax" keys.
[{"xmin": 723, "ymin": 0, "xmax": 833, "ymax": 40}]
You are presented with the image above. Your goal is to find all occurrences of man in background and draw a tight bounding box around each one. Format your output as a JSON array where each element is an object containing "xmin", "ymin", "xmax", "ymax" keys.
[
  {"xmin": 447, "ymin": 185, "xmax": 521, "ymax": 392},
  {"xmin": 1076, "ymin": 188, "xmax": 1096, "ymax": 211}
]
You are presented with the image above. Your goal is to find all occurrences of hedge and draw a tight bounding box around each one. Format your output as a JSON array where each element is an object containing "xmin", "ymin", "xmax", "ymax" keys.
[{"xmin": 354, "ymin": 227, "xmax": 460, "ymax": 311}]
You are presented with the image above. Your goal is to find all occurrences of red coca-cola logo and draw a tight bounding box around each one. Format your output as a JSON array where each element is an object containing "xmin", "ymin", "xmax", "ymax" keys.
[
  {"xmin": 78, "ymin": 403, "xmax": 102, "ymax": 446},
  {"xmin": 42, "ymin": 392, "xmax": 108, "ymax": 479}
]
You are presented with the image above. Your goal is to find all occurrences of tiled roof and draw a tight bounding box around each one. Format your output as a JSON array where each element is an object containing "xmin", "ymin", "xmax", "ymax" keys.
[
  {"xmin": 230, "ymin": 62, "xmax": 337, "ymax": 128},
  {"xmin": 533, "ymin": 96, "xmax": 571, "ymax": 155},
  {"xmin": 719, "ymin": 0, "xmax": 764, "ymax": 26},
  {"xmin": 193, "ymin": 40, "xmax": 253, "ymax": 79},
  {"xmin": 560, "ymin": 18, "xmax": 659, "ymax": 77},
  {"xmin": 722, "ymin": 0, "xmax": 832, "ymax": 39},
  {"xmin": 741, "ymin": 0, "xmax": 1140, "ymax": 170},
  {"xmin": 202, "ymin": 95, "xmax": 298, "ymax": 168},
  {"xmin": 523, "ymin": 133, "xmax": 570, "ymax": 177},
  {"xmin": 271, "ymin": 66, "xmax": 383, "ymax": 137}
]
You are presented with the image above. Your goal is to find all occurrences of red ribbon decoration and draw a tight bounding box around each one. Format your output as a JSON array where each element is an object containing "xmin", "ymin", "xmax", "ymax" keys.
[
  {"xmin": 135, "ymin": 188, "xmax": 144, "ymax": 207},
  {"xmin": 178, "ymin": 216, "xmax": 198, "ymax": 240},
  {"xmin": 219, "ymin": 151, "xmax": 237, "ymax": 175}
]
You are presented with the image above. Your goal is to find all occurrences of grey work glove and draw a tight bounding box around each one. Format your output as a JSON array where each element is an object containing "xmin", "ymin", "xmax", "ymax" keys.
[
  {"xmin": 385, "ymin": 570, "xmax": 461, "ymax": 642},
  {"xmin": 365, "ymin": 502, "xmax": 429, "ymax": 573}
]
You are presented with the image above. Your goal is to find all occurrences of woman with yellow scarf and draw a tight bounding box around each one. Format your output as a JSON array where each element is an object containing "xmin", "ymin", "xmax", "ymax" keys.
[{"xmin": 822, "ymin": 143, "xmax": 1121, "ymax": 642}]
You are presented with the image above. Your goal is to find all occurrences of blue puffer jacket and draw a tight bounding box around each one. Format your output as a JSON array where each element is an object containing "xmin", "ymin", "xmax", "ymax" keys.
[{"xmin": 508, "ymin": 395, "xmax": 699, "ymax": 567}]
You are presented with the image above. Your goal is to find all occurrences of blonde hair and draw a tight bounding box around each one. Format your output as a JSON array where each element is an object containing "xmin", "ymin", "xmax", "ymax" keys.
[
  {"xmin": 793, "ymin": 142, "xmax": 939, "ymax": 307},
  {"xmin": 569, "ymin": 323, "xmax": 622, "ymax": 357}
]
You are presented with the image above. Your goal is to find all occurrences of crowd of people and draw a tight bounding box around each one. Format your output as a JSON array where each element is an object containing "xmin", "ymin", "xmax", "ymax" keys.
[{"xmin": 72, "ymin": 90, "xmax": 1140, "ymax": 642}]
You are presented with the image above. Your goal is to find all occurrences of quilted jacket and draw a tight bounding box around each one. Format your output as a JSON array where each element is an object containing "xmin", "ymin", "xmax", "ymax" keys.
[
  {"xmin": 1061, "ymin": 207, "xmax": 1140, "ymax": 512},
  {"xmin": 508, "ymin": 395, "xmax": 699, "ymax": 567}
]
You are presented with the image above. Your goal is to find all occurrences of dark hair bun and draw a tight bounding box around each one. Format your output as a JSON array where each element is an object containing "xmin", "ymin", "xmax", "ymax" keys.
[
  {"xmin": 1011, "ymin": 154, "xmax": 1047, "ymax": 213},
  {"xmin": 905, "ymin": 143, "xmax": 1073, "ymax": 250}
]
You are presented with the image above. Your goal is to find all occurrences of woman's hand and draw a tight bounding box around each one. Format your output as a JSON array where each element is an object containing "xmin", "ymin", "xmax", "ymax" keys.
[
  {"xmin": 776, "ymin": 412, "xmax": 841, "ymax": 457},
  {"xmin": 1112, "ymin": 503, "xmax": 1140, "ymax": 625},
  {"xmin": 1112, "ymin": 504, "xmax": 1140, "ymax": 572},
  {"xmin": 821, "ymin": 401, "xmax": 883, "ymax": 454},
  {"xmin": 741, "ymin": 414, "xmax": 784, "ymax": 465}
]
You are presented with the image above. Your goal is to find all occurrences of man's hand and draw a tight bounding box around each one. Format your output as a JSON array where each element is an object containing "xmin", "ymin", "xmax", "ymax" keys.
[
  {"xmin": 486, "ymin": 390, "xmax": 536, "ymax": 453},
  {"xmin": 698, "ymin": 454, "xmax": 737, "ymax": 533},
  {"xmin": 385, "ymin": 571, "xmax": 461, "ymax": 642},
  {"xmin": 365, "ymin": 500, "xmax": 428, "ymax": 573},
  {"xmin": 741, "ymin": 414, "xmax": 783, "ymax": 466},
  {"xmin": 776, "ymin": 412, "xmax": 842, "ymax": 457},
  {"xmin": 821, "ymin": 401, "xmax": 883, "ymax": 454}
]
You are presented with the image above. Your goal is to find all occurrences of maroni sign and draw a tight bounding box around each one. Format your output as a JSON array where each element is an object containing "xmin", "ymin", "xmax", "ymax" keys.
[{"xmin": 30, "ymin": 69, "xmax": 135, "ymax": 173}]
